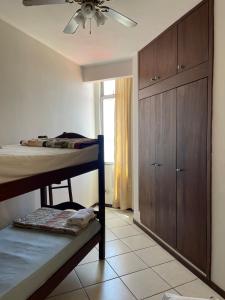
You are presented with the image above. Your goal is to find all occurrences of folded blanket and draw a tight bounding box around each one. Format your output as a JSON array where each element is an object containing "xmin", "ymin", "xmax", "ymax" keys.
[
  {"xmin": 13, "ymin": 207, "xmax": 96, "ymax": 235},
  {"xmin": 67, "ymin": 208, "xmax": 95, "ymax": 228},
  {"xmin": 20, "ymin": 137, "xmax": 98, "ymax": 149}
]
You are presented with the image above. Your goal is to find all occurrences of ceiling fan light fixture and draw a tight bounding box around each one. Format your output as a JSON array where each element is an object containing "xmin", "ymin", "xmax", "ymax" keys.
[
  {"xmin": 94, "ymin": 10, "xmax": 107, "ymax": 26},
  {"xmin": 74, "ymin": 11, "xmax": 86, "ymax": 29},
  {"xmin": 23, "ymin": 0, "xmax": 138, "ymax": 35}
]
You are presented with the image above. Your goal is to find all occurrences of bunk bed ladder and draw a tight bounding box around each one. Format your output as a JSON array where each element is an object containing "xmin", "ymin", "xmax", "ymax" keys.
[{"xmin": 48, "ymin": 179, "xmax": 73, "ymax": 206}]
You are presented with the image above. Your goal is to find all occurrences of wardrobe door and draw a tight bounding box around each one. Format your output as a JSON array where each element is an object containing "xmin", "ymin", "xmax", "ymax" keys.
[
  {"xmin": 177, "ymin": 79, "xmax": 208, "ymax": 272},
  {"xmin": 155, "ymin": 26, "xmax": 178, "ymax": 82},
  {"xmin": 178, "ymin": 2, "xmax": 209, "ymax": 72},
  {"xmin": 139, "ymin": 97, "xmax": 156, "ymax": 231},
  {"xmin": 139, "ymin": 43, "xmax": 156, "ymax": 89},
  {"xmin": 155, "ymin": 89, "xmax": 177, "ymax": 247}
]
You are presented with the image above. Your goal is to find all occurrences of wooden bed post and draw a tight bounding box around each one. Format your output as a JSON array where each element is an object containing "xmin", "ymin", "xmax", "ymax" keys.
[
  {"xmin": 98, "ymin": 135, "xmax": 105, "ymax": 260},
  {"xmin": 40, "ymin": 187, "xmax": 48, "ymax": 207}
]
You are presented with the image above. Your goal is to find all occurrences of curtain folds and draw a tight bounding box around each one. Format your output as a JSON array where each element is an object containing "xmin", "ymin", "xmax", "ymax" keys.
[{"xmin": 113, "ymin": 77, "xmax": 132, "ymax": 210}]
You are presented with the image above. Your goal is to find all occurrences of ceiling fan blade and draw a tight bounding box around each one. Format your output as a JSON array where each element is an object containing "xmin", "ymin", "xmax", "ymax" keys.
[
  {"xmin": 23, "ymin": 0, "xmax": 73, "ymax": 6},
  {"xmin": 63, "ymin": 13, "xmax": 80, "ymax": 34},
  {"xmin": 100, "ymin": 6, "xmax": 137, "ymax": 28}
]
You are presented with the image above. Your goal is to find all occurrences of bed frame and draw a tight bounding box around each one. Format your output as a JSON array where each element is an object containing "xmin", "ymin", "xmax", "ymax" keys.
[{"xmin": 0, "ymin": 135, "xmax": 105, "ymax": 300}]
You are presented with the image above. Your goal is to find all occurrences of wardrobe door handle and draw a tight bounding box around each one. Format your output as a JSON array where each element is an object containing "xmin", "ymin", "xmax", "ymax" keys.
[
  {"xmin": 176, "ymin": 168, "xmax": 184, "ymax": 172},
  {"xmin": 155, "ymin": 163, "xmax": 161, "ymax": 167},
  {"xmin": 177, "ymin": 65, "xmax": 185, "ymax": 71},
  {"xmin": 151, "ymin": 76, "xmax": 160, "ymax": 81},
  {"xmin": 151, "ymin": 163, "xmax": 156, "ymax": 166}
]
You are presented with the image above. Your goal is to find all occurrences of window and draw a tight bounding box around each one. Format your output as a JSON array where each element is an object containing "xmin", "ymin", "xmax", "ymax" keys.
[{"xmin": 101, "ymin": 80, "xmax": 115, "ymax": 163}]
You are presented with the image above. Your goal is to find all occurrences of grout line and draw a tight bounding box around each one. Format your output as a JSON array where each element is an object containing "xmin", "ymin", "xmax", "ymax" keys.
[
  {"xmin": 117, "ymin": 277, "xmax": 139, "ymax": 300},
  {"xmin": 171, "ymin": 278, "xmax": 198, "ymax": 290},
  {"xmin": 79, "ymin": 276, "xmax": 119, "ymax": 289},
  {"xmin": 111, "ymin": 232, "xmax": 143, "ymax": 239},
  {"xmin": 75, "ymin": 260, "xmax": 119, "ymax": 288},
  {"xmin": 137, "ymin": 258, "xmax": 176, "ymax": 269},
  {"xmin": 82, "ymin": 286, "xmax": 91, "ymax": 300},
  {"xmin": 47, "ymin": 288, "xmax": 85, "ymax": 299},
  {"xmin": 106, "ymin": 255, "xmax": 149, "ymax": 278},
  {"xmin": 53, "ymin": 211, "xmax": 199, "ymax": 299},
  {"xmin": 141, "ymin": 287, "xmax": 181, "ymax": 300}
]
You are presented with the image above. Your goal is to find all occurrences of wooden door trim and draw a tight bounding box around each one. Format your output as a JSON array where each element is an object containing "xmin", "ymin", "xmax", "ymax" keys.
[{"xmin": 206, "ymin": 0, "xmax": 214, "ymax": 279}]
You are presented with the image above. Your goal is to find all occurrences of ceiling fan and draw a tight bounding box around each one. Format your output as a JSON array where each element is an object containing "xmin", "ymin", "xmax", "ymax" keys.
[{"xmin": 23, "ymin": 0, "xmax": 138, "ymax": 34}]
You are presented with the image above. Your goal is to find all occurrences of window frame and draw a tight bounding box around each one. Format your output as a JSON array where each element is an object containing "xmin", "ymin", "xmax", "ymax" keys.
[{"xmin": 100, "ymin": 80, "xmax": 116, "ymax": 165}]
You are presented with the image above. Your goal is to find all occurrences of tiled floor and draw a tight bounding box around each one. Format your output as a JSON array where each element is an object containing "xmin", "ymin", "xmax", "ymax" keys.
[{"xmin": 48, "ymin": 208, "xmax": 224, "ymax": 300}]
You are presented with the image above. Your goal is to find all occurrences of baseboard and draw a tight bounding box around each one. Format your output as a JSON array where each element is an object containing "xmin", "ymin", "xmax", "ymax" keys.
[
  {"xmin": 91, "ymin": 202, "xmax": 134, "ymax": 211},
  {"xmin": 91, "ymin": 203, "xmax": 112, "ymax": 208},
  {"xmin": 209, "ymin": 281, "xmax": 225, "ymax": 298},
  {"xmin": 133, "ymin": 219, "xmax": 225, "ymax": 299}
]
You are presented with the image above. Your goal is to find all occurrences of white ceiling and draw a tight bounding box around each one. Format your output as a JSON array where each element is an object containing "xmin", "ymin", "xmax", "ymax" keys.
[{"xmin": 0, "ymin": 0, "xmax": 202, "ymax": 66}]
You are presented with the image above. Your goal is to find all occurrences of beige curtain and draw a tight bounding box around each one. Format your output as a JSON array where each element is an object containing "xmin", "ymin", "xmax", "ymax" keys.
[{"xmin": 113, "ymin": 77, "xmax": 132, "ymax": 210}]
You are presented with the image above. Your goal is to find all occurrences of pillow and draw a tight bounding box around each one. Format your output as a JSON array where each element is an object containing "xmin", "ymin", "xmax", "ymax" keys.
[{"xmin": 55, "ymin": 132, "xmax": 86, "ymax": 139}]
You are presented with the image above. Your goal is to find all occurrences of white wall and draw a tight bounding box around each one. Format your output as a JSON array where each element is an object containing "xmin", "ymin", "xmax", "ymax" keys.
[
  {"xmin": 211, "ymin": 0, "xmax": 225, "ymax": 291},
  {"xmin": 82, "ymin": 59, "xmax": 132, "ymax": 82},
  {"xmin": 0, "ymin": 18, "xmax": 97, "ymax": 228},
  {"xmin": 132, "ymin": 0, "xmax": 225, "ymax": 291}
]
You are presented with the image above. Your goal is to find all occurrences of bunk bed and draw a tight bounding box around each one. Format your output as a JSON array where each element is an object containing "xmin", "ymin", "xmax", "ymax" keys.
[{"xmin": 0, "ymin": 135, "xmax": 105, "ymax": 300}]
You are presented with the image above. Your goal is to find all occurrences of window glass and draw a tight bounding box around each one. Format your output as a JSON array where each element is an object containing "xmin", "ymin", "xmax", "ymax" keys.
[
  {"xmin": 103, "ymin": 98, "xmax": 115, "ymax": 163},
  {"xmin": 103, "ymin": 80, "xmax": 115, "ymax": 96}
]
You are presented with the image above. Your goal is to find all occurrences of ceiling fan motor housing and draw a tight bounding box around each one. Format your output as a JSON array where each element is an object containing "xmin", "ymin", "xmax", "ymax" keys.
[{"xmin": 81, "ymin": 2, "xmax": 96, "ymax": 18}]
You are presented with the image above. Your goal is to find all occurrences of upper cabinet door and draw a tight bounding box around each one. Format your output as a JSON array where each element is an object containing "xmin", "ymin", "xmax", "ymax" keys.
[
  {"xmin": 139, "ymin": 26, "xmax": 177, "ymax": 90},
  {"xmin": 178, "ymin": 2, "xmax": 209, "ymax": 72},
  {"xmin": 155, "ymin": 26, "xmax": 178, "ymax": 82},
  {"xmin": 139, "ymin": 42, "xmax": 156, "ymax": 90}
]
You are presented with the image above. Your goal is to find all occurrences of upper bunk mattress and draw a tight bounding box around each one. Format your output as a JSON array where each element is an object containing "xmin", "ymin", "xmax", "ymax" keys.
[{"xmin": 0, "ymin": 145, "xmax": 98, "ymax": 184}]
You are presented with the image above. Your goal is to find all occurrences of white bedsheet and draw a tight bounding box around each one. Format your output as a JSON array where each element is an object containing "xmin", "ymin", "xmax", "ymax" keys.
[
  {"xmin": 0, "ymin": 220, "xmax": 101, "ymax": 300},
  {"xmin": 0, "ymin": 145, "xmax": 98, "ymax": 184}
]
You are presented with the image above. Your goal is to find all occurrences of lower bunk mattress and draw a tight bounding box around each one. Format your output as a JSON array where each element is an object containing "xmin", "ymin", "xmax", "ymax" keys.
[
  {"xmin": 0, "ymin": 144, "xmax": 98, "ymax": 184},
  {"xmin": 0, "ymin": 220, "xmax": 101, "ymax": 300}
]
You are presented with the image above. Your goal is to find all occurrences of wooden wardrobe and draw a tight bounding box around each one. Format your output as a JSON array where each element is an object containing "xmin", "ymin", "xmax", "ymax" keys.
[{"xmin": 138, "ymin": 0, "xmax": 213, "ymax": 277}]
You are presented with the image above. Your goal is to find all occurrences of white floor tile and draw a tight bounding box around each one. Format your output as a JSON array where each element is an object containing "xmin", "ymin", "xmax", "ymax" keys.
[
  {"xmin": 106, "ymin": 218, "xmax": 129, "ymax": 228},
  {"xmin": 104, "ymin": 239, "xmax": 132, "ymax": 258},
  {"xmin": 85, "ymin": 278, "xmax": 136, "ymax": 300},
  {"xmin": 152, "ymin": 261, "xmax": 196, "ymax": 287},
  {"xmin": 135, "ymin": 245, "xmax": 174, "ymax": 267},
  {"xmin": 78, "ymin": 248, "xmax": 99, "ymax": 265},
  {"xmin": 49, "ymin": 271, "xmax": 81, "ymax": 297},
  {"xmin": 121, "ymin": 234, "xmax": 156, "ymax": 251},
  {"xmin": 105, "ymin": 210, "xmax": 118, "ymax": 220},
  {"xmin": 75, "ymin": 260, "xmax": 117, "ymax": 287},
  {"xmin": 130, "ymin": 223, "xmax": 143, "ymax": 232},
  {"xmin": 175, "ymin": 279, "xmax": 223, "ymax": 299},
  {"xmin": 121, "ymin": 268, "xmax": 170, "ymax": 299},
  {"xmin": 48, "ymin": 289, "xmax": 88, "ymax": 300},
  {"xmin": 144, "ymin": 289, "xmax": 179, "ymax": 300},
  {"xmin": 111, "ymin": 225, "xmax": 140, "ymax": 238},
  {"xmin": 107, "ymin": 252, "xmax": 147, "ymax": 276},
  {"xmin": 106, "ymin": 228, "xmax": 118, "ymax": 241},
  {"xmin": 114, "ymin": 210, "xmax": 133, "ymax": 218},
  {"xmin": 115, "ymin": 213, "xmax": 134, "ymax": 224}
]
